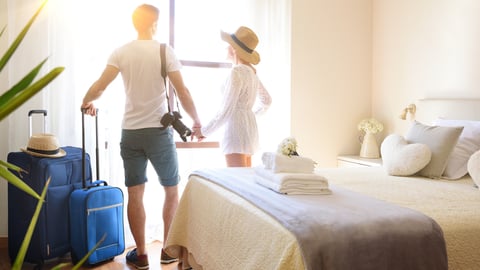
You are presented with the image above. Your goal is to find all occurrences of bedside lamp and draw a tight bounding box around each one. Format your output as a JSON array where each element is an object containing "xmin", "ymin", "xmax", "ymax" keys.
[{"xmin": 399, "ymin": 104, "xmax": 416, "ymax": 120}]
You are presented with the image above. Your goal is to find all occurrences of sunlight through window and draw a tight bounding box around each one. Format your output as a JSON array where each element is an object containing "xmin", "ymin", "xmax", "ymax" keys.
[{"xmin": 40, "ymin": 0, "xmax": 290, "ymax": 245}]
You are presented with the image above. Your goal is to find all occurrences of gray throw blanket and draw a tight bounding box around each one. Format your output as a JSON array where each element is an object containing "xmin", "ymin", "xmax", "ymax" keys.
[{"xmin": 192, "ymin": 168, "xmax": 447, "ymax": 270}]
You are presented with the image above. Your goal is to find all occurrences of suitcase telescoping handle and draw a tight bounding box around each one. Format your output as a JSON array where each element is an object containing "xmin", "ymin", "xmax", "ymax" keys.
[
  {"xmin": 81, "ymin": 109, "xmax": 101, "ymax": 189},
  {"xmin": 28, "ymin": 109, "xmax": 47, "ymax": 136}
]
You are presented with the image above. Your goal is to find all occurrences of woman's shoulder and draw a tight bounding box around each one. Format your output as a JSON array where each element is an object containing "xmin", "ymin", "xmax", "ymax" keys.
[{"xmin": 231, "ymin": 64, "xmax": 255, "ymax": 75}]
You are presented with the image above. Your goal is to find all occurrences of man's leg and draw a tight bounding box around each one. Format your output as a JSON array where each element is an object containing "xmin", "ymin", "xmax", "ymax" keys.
[
  {"xmin": 144, "ymin": 128, "xmax": 179, "ymax": 244},
  {"xmin": 121, "ymin": 129, "xmax": 150, "ymax": 269},
  {"xmin": 144, "ymin": 127, "xmax": 180, "ymax": 263},
  {"xmin": 128, "ymin": 183, "xmax": 147, "ymax": 255},
  {"xmin": 163, "ymin": 185, "xmax": 179, "ymax": 244}
]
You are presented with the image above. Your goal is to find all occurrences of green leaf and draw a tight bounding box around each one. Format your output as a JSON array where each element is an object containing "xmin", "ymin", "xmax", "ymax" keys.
[
  {"xmin": 0, "ymin": 66, "xmax": 64, "ymax": 121},
  {"xmin": 0, "ymin": 160, "xmax": 27, "ymax": 174},
  {"xmin": 50, "ymin": 263, "xmax": 72, "ymax": 270},
  {"xmin": 0, "ymin": 166, "xmax": 41, "ymax": 200},
  {"xmin": 0, "ymin": 25, "xmax": 6, "ymax": 38},
  {"xmin": 0, "ymin": 0, "xmax": 48, "ymax": 72},
  {"xmin": 48, "ymin": 235, "xmax": 107, "ymax": 270},
  {"xmin": 71, "ymin": 234, "xmax": 107, "ymax": 270},
  {"xmin": 11, "ymin": 178, "xmax": 50, "ymax": 270},
  {"xmin": 0, "ymin": 0, "xmax": 65, "ymax": 268},
  {"xmin": 0, "ymin": 58, "xmax": 48, "ymax": 105}
]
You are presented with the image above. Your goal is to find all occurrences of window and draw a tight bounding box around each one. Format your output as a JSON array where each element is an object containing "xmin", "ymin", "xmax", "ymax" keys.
[{"xmin": 164, "ymin": 0, "xmax": 267, "ymax": 134}]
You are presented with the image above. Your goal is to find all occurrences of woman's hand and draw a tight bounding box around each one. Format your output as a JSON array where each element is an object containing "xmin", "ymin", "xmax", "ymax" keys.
[{"xmin": 191, "ymin": 126, "xmax": 205, "ymax": 142}]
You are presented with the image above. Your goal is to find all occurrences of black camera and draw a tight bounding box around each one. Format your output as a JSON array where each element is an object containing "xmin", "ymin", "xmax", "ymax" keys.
[{"xmin": 161, "ymin": 111, "xmax": 192, "ymax": 142}]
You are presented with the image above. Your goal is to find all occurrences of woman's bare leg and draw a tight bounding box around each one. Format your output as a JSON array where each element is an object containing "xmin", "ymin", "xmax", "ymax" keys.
[
  {"xmin": 246, "ymin": 155, "xmax": 252, "ymax": 167},
  {"xmin": 225, "ymin": 153, "xmax": 251, "ymax": 167}
]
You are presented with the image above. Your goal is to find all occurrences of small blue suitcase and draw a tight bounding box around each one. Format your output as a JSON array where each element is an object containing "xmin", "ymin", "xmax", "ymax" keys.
[
  {"xmin": 7, "ymin": 110, "xmax": 92, "ymax": 264},
  {"xmin": 69, "ymin": 110, "xmax": 125, "ymax": 265}
]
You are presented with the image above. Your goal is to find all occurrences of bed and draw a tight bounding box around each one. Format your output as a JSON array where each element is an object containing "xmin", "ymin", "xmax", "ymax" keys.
[{"xmin": 165, "ymin": 99, "xmax": 480, "ymax": 270}]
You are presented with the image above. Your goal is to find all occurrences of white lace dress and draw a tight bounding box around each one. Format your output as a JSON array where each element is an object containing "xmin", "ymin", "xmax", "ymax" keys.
[{"xmin": 202, "ymin": 64, "xmax": 272, "ymax": 155}]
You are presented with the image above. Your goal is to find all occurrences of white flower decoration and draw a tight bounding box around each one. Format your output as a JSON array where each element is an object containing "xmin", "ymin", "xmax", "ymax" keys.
[
  {"xmin": 278, "ymin": 137, "xmax": 299, "ymax": 157},
  {"xmin": 358, "ymin": 118, "xmax": 384, "ymax": 134}
]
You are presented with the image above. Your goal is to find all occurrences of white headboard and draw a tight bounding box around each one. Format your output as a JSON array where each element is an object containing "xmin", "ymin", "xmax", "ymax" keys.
[{"xmin": 415, "ymin": 99, "xmax": 480, "ymax": 123}]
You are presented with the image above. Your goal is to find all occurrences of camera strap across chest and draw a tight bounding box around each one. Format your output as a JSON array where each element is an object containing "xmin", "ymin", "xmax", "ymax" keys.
[{"xmin": 160, "ymin": 43, "xmax": 181, "ymax": 114}]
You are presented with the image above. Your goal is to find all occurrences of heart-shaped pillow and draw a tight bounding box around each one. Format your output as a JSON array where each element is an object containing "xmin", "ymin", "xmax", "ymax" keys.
[
  {"xmin": 467, "ymin": 150, "xmax": 480, "ymax": 189},
  {"xmin": 381, "ymin": 134, "xmax": 432, "ymax": 176}
]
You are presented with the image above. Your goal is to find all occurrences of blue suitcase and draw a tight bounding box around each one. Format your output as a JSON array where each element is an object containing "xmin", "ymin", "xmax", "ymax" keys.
[
  {"xmin": 7, "ymin": 110, "xmax": 92, "ymax": 264},
  {"xmin": 69, "ymin": 110, "xmax": 125, "ymax": 265}
]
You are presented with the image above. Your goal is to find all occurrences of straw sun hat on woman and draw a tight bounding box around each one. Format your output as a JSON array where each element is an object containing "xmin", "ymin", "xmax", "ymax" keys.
[{"xmin": 221, "ymin": 26, "xmax": 260, "ymax": 65}]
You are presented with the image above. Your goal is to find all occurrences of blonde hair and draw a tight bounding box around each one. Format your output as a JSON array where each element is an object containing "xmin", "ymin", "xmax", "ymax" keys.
[{"xmin": 132, "ymin": 4, "xmax": 159, "ymax": 32}]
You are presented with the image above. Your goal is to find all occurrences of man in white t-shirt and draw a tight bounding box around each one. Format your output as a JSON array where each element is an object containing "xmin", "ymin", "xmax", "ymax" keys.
[{"xmin": 81, "ymin": 4, "xmax": 203, "ymax": 269}]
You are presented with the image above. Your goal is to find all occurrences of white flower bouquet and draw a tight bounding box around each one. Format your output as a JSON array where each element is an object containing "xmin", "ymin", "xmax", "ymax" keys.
[
  {"xmin": 278, "ymin": 137, "xmax": 299, "ymax": 157},
  {"xmin": 357, "ymin": 118, "xmax": 384, "ymax": 134}
]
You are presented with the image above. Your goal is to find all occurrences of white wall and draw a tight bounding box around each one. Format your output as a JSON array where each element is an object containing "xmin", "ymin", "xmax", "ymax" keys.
[
  {"xmin": 290, "ymin": 0, "xmax": 480, "ymax": 168},
  {"xmin": 291, "ymin": 0, "xmax": 373, "ymax": 167},
  {"xmin": 372, "ymin": 0, "xmax": 480, "ymax": 135}
]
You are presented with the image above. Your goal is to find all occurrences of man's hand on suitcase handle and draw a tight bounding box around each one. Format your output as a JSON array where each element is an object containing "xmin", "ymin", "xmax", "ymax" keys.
[{"xmin": 81, "ymin": 103, "xmax": 97, "ymax": 116}]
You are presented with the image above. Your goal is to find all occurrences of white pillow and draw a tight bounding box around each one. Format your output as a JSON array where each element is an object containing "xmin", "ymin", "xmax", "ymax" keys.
[
  {"xmin": 380, "ymin": 134, "xmax": 432, "ymax": 176},
  {"xmin": 467, "ymin": 150, "xmax": 480, "ymax": 189},
  {"xmin": 433, "ymin": 119, "xmax": 480, "ymax": 180},
  {"xmin": 405, "ymin": 121, "xmax": 463, "ymax": 178}
]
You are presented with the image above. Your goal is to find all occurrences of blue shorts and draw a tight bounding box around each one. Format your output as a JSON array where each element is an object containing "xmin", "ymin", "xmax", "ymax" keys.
[{"xmin": 120, "ymin": 127, "xmax": 179, "ymax": 187}]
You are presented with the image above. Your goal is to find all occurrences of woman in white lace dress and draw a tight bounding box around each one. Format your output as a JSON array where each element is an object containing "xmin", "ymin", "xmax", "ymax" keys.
[{"xmin": 200, "ymin": 26, "xmax": 272, "ymax": 167}]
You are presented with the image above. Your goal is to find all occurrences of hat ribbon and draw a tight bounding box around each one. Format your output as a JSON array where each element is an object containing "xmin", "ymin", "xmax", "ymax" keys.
[
  {"xmin": 27, "ymin": 147, "xmax": 60, "ymax": 155},
  {"xmin": 231, "ymin": 34, "xmax": 254, "ymax": 54}
]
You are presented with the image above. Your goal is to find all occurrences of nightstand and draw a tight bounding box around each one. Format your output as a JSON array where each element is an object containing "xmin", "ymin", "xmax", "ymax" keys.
[{"xmin": 337, "ymin": 155, "xmax": 382, "ymax": 168}]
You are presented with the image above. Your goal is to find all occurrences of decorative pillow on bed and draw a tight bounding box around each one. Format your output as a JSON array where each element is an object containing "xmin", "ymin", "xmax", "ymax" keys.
[
  {"xmin": 405, "ymin": 121, "xmax": 463, "ymax": 178},
  {"xmin": 381, "ymin": 134, "xmax": 431, "ymax": 176},
  {"xmin": 433, "ymin": 119, "xmax": 480, "ymax": 180},
  {"xmin": 467, "ymin": 150, "xmax": 480, "ymax": 189}
]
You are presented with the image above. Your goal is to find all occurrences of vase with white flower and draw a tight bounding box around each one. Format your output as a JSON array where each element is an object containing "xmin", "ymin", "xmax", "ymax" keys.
[{"xmin": 357, "ymin": 118, "xmax": 383, "ymax": 158}]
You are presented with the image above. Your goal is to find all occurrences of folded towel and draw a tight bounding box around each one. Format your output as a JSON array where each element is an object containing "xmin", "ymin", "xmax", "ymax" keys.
[
  {"xmin": 255, "ymin": 175, "xmax": 332, "ymax": 195},
  {"xmin": 254, "ymin": 166, "xmax": 331, "ymax": 195},
  {"xmin": 262, "ymin": 152, "xmax": 316, "ymax": 173}
]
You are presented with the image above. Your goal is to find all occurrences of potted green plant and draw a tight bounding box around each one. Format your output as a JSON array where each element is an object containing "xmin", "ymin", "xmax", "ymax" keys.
[{"xmin": 0, "ymin": 1, "xmax": 103, "ymax": 269}]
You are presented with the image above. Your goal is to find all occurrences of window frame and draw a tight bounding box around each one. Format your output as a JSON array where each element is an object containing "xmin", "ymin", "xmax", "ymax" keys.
[{"xmin": 167, "ymin": 0, "xmax": 232, "ymax": 69}]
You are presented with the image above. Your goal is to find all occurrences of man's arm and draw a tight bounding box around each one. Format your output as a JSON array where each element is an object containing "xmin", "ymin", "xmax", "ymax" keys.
[
  {"xmin": 167, "ymin": 70, "xmax": 204, "ymax": 139},
  {"xmin": 81, "ymin": 65, "xmax": 119, "ymax": 115},
  {"xmin": 168, "ymin": 70, "xmax": 201, "ymax": 125}
]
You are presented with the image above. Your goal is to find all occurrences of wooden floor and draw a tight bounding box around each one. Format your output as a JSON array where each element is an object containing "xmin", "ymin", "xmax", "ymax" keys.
[{"xmin": 0, "ymin": 241, "xmax": 185, "ymax": 270}]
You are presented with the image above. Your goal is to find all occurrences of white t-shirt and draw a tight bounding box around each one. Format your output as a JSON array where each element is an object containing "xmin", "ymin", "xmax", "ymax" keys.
[{"xmin": 108, "ymin": 40, "xmax": 182, "ymax": 129}]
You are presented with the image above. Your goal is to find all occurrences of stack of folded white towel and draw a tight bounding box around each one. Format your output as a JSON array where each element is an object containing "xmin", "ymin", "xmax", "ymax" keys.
[{"xmin": 254, "ymin": 152, "xmax": 331, "ymax": 195}]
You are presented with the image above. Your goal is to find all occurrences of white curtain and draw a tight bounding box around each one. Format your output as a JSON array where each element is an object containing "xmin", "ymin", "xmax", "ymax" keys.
[{"xmin": 4, "ymin": 0, "xmax": 291, "ymax": 246}]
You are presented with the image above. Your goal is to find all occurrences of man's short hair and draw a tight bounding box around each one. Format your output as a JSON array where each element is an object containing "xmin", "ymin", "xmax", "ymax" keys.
[{"xmin": 132, "ymin": 4, "xmax": 159, "ymax": 32}]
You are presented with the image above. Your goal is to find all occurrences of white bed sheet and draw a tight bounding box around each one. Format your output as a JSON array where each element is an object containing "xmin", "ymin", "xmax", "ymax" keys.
[
  {"xmin": 167, "ymin": 167, "xmax": 480, "ymax": 270},
  {"xmin": 165, "ymin": 166, "xmax": 479, "ymax": 269},
  {"xmin": 317, "ymin": 166, "xmax": 480, "ymax": 270}
]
